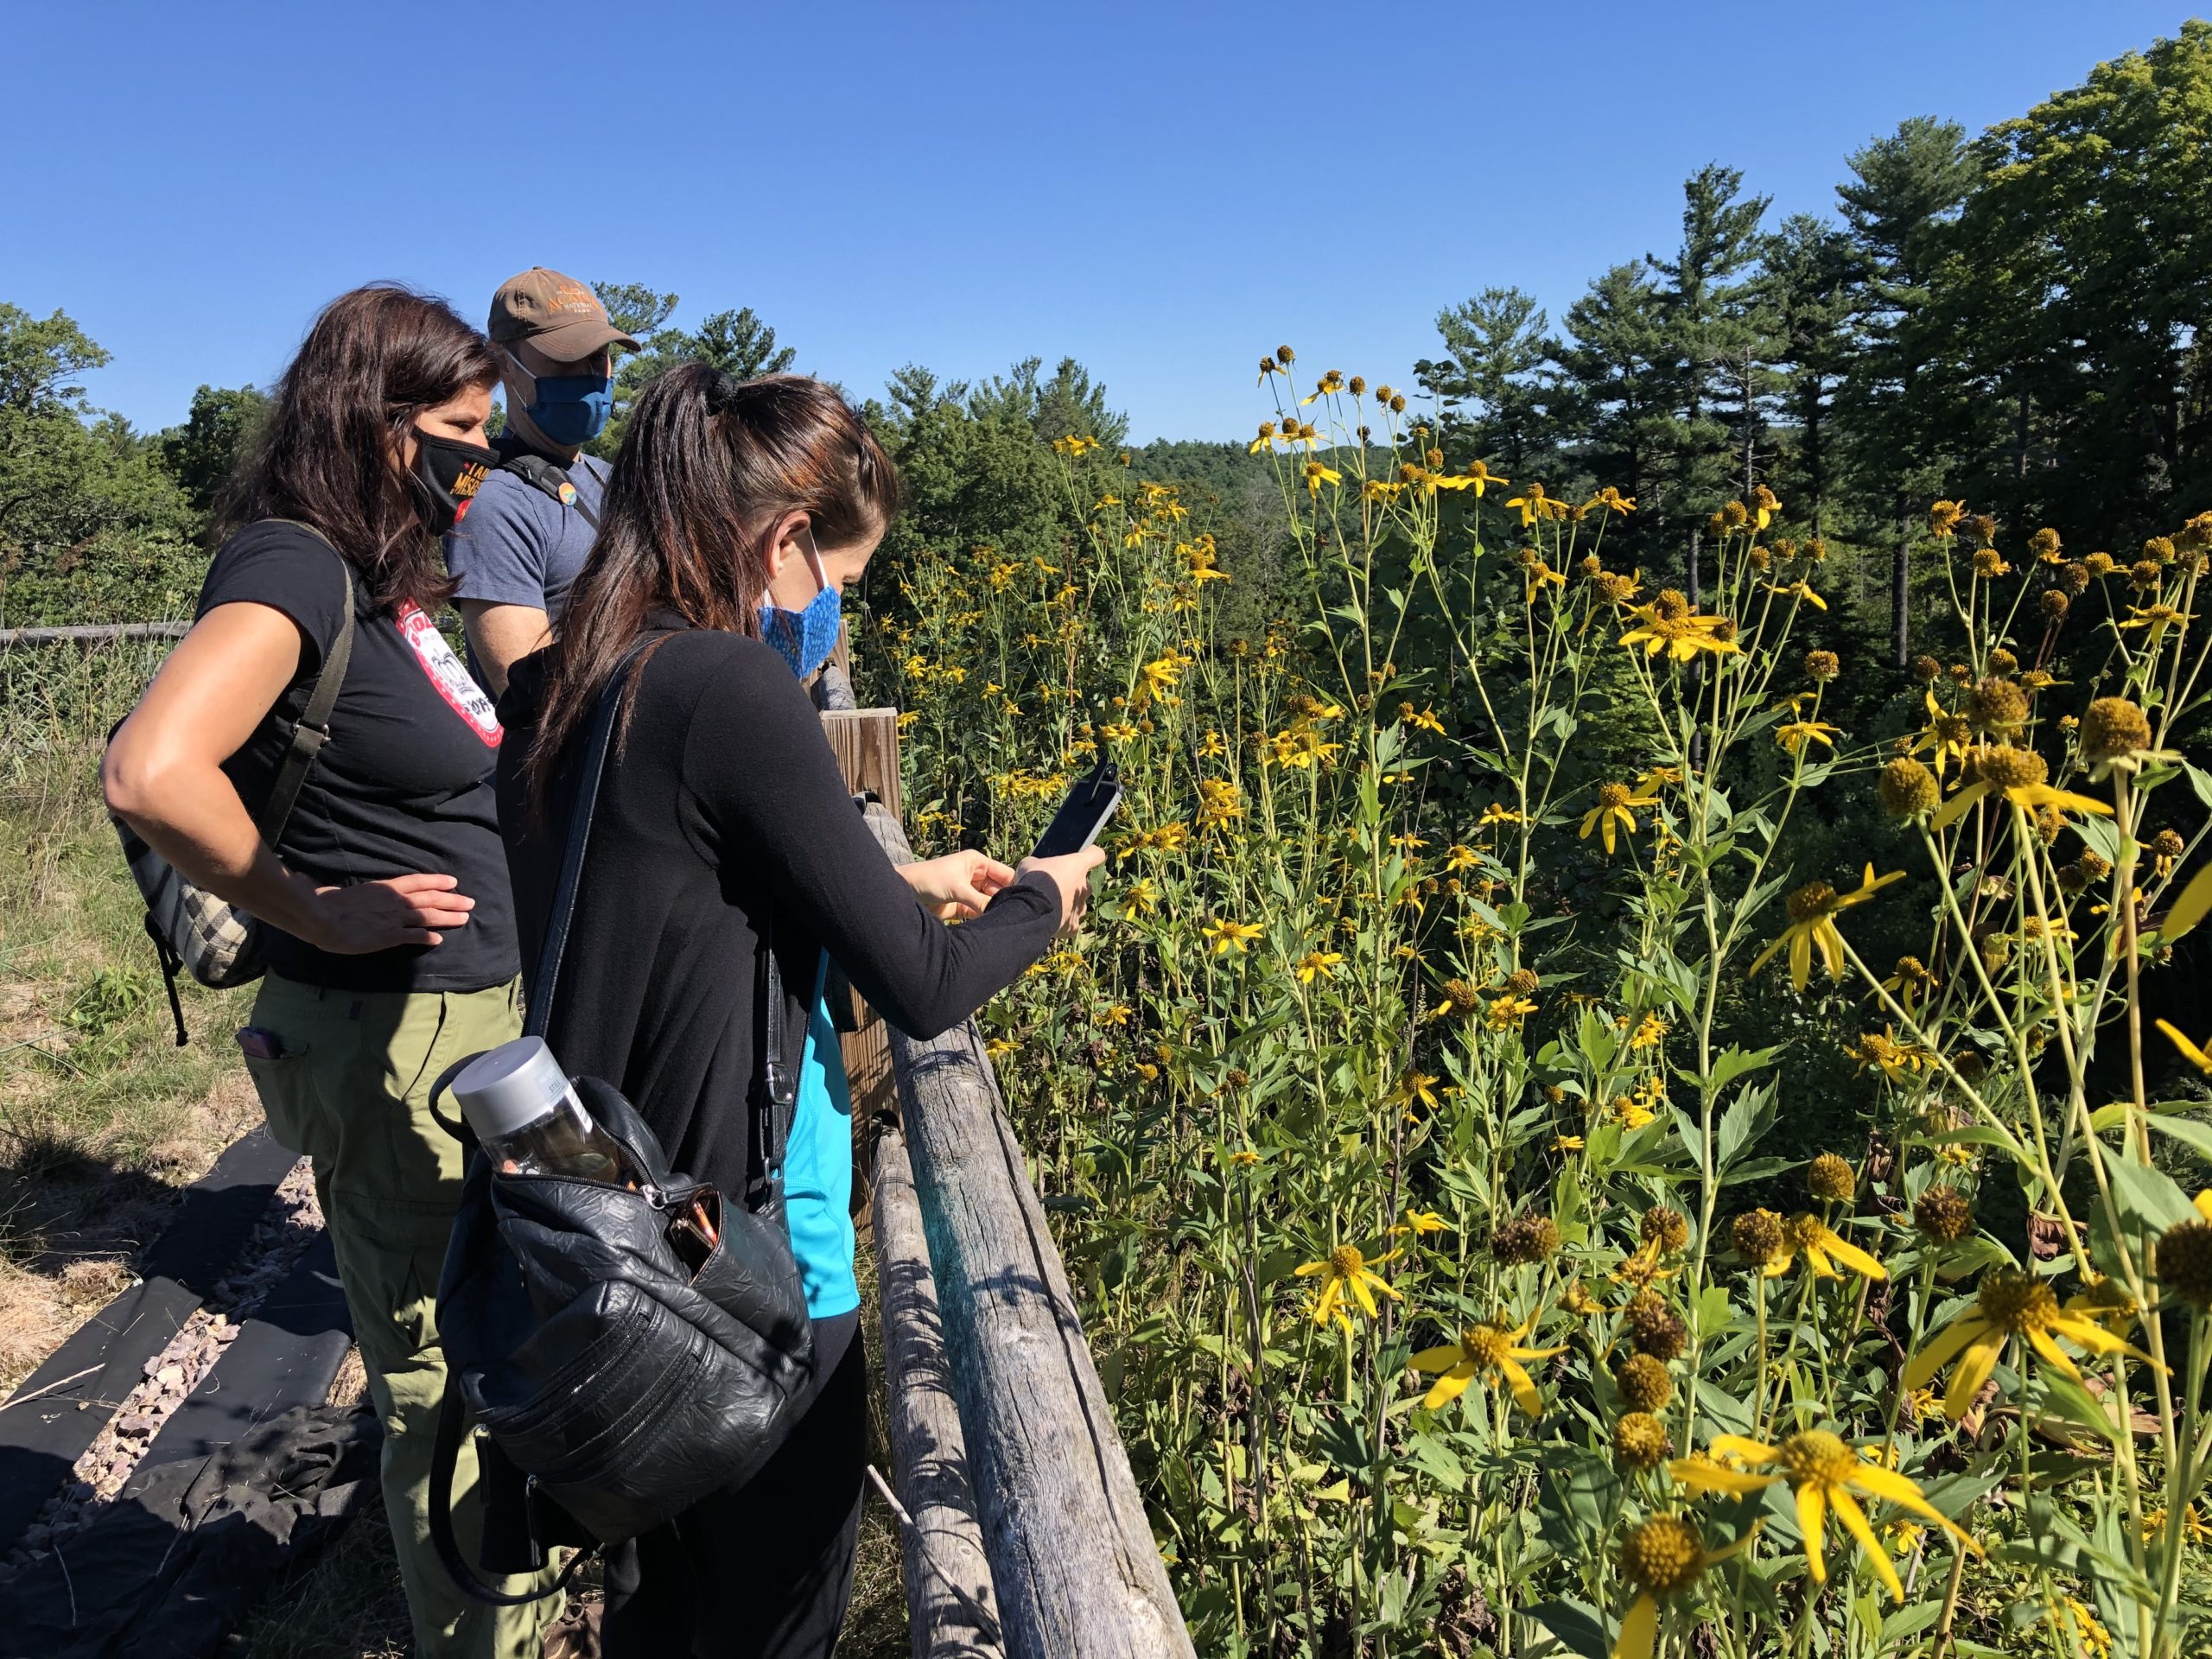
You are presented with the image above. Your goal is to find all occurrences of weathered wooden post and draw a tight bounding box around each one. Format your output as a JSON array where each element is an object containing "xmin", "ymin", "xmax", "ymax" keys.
[{"xmin": 815, "ymin": 656, "xmax": 1191, "ymax": 1659}]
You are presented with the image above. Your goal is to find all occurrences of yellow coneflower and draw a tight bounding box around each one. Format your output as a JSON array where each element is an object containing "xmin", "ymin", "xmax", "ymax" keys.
[
  {"xmin": 1904, "ymin": 1266, "xmax": 2154, "ymax": 1419},
  {"xmin": 1845, "ymin": 1027, "xmax": 1932, "ymax": 1083},
  {"xmin": 1748, "ymin": 865, "xmax": 1904, "ymax": 990},
  {"xmin": 1611, "ymin": 1516, "xmax": 1759, "ymax": 1659},
  {"xmin": 1618, "ymin": 591, "xmax": 1739, "ymax": 663},
  {"xmin": 1669, "ymin": 1431, "xmax": 1980, "ymax": 1599},
  {"xmin": 1580, "ymin": 781, "xmax": 1662, "ymax": 855},
  {"xmin": 1294, "ymin": 1243, "xmax": 1400, "ymax": 1327},
  {"xmin": 1932, "ymin": 744, "xmax": 2112, "ymax": 831},
  {"xmin": 1767, "ymin": 1213, "xmax": 1886, "ymax": 1282},
  {"xmin": 1408, "ymin": 1315, "xmax": 1565, "ymax": 1413},
  {"xmin": 1202, "ymin": 918, "xmax": 1263, "ymax": 955}
]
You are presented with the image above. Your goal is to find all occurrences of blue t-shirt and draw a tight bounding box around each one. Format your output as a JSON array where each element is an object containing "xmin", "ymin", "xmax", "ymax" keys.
[
  {"xmin": 443, "ymin": 447, "xmax": 609, "ymax": 653},
  {"xmin": 783, "ymin": 953, "xmax": 859, "ymax": 1319}
]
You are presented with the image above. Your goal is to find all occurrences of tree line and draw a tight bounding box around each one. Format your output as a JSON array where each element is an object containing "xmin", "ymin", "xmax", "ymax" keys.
[
  {"xmin": 3, "ymin": 20, "xmax": 2206, "ymax": 639},
  {"xmin": 1416, "ymin": 22, "xmax": 2212, "ymax": 664}
]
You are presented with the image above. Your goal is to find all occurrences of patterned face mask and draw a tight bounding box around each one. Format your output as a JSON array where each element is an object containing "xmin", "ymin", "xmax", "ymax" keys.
[{"xmin": 758, "ymin": 530, "xmax": 841, "ymax": 679}]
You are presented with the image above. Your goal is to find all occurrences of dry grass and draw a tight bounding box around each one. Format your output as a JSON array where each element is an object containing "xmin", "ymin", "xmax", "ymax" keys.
[{"xmin": 0, "ymin": 640, "xmax": 261, "ymax": 1394}]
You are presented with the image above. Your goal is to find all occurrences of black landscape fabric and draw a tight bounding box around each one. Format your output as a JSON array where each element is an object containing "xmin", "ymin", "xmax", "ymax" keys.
[{"xmin": 0, "ymin": 1404, "xmax": 378, "ymax": 1659}]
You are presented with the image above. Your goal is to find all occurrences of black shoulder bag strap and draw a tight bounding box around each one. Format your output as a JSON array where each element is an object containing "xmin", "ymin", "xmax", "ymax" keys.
[
  {"xmin": 252, "ymin": 519, "xmax": 357, "ymax": 844},
  {"xmin": 426, "ymin": 652, "xmax": 637, "ymax": 1608},
  {"xmin": 137, "ymin": 519, "xmax": 357, "ymax": 1047},
  {"xmin": 500, "ymin": 453, "xmax": 602, "ymax": 531},
  {"xmin": 747, "ymin": 907, "xmax": 794, "ymax": 1217}
]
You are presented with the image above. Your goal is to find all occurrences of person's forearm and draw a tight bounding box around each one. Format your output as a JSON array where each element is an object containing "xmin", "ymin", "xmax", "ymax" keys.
[{"xmin": 107, "ymin": 760, "xmax": 321, "ymax": 937}]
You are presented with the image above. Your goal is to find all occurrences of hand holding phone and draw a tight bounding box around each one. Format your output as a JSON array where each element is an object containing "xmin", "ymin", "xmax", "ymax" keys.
[{"xmin": 1031, "ymin": 762, "xmax": 1123, "ymax": 860}]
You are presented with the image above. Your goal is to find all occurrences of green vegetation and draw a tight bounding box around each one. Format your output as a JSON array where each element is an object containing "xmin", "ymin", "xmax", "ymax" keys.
[{"xmin": 6, "ymin": 20, "xmax": 2212, "ymax": 1659}]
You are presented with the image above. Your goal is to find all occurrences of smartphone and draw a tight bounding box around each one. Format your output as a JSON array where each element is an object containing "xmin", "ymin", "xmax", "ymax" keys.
[
  {"xmin": 1031, "ymin": 761, "xmax": 1124, "ymax": 860},
  {"xmin": 235, "ymin": 1027, "xmax": 285, "ymax": 1061}
]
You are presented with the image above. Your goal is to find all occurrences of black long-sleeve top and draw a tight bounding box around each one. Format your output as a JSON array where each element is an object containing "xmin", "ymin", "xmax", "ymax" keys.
[{"xmin": 494, "ymin": 623, "xmax": 1060, "ymax": 1198}]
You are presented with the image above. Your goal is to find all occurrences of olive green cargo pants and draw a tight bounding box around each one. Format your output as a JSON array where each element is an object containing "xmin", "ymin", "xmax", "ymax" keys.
[{"xmin": 244, "ymin": 973, "xmax": 560, "ymax": 1659}]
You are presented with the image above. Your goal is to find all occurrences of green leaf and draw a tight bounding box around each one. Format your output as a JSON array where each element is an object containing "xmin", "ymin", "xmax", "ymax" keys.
[
  {"xmin": 2103, "ymin": 1157, "xmax": 2197, "ymax": 1236},
  {"xmin": 2138, "ymin": 1111, "xmax": 2212, "ymax": 1165},
  {"xmin": 1522, "ymin": 1599, "xmax": 1610, "ymax": 1659},
  {"xmin": 2184, "ymin": 760, "xmax": 2212, "ymax": 810},
  {"xmin": 1716, "ymin": 1079, "xmax": 1777, "ymax": 1171},
  {"xmin": 1707, "ymin": 1045, "xmax": 1780, "ymax": 1097},
  {"xmin": 2072, "ymin": 813, "xmax": 2122, "ymax": 867},
  {"xmin": 2031, "ymin": 1370, "xmax": 2124, "ymax": 1448}
]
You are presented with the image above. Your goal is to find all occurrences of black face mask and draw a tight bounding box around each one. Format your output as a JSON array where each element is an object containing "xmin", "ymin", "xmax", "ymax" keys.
[{"xmin": 413, "ymin": 430, "xmax": 498, "ymax": 532}]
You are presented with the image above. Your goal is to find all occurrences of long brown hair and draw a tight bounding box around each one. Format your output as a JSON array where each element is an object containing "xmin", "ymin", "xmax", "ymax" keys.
[
  {"xmin": 524, "ymin": 365, "xmax": 899, "ymax": 811},
  {"xmin": 218, "ymin": 284, "xmax": 499, "ymax": 613}
]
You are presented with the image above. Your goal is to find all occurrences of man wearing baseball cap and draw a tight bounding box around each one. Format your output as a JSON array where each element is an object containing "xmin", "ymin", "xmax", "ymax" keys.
[{"xmin": 445, "ymin": 269, "xmax": 639, "ymax": 695}]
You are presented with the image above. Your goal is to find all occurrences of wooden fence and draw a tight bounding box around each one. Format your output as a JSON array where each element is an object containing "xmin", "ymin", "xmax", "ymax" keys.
[
  {"xmin": 814, "ymin": 664, "xmax": 1192, "ymax": 1659},
  {"xmin": 0, "ymin": 621, "xmax": 190, "ymax": 645}
]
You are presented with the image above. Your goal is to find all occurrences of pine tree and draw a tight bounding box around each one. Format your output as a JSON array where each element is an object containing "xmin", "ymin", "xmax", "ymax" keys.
[
  {"xmin": 1415, "ymin": 286, "xmax": 1554, "ymax": 475},
  {"xmin": 1833, "ymin": 116, "xmax": 1974, "ymax": 664},
  {"xmin": 1646, "ymin": 165, "xmax": 1773, "ymax": 563},
  {"xmin": 1758, "ymin": 215, "xmax": 1856, "ymax": 527}
]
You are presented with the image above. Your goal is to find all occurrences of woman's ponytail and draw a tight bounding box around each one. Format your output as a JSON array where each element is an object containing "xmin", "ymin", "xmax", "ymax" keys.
[{"xmin": 524, "ymin": 366, "xmax": 899, "ymax": 817}]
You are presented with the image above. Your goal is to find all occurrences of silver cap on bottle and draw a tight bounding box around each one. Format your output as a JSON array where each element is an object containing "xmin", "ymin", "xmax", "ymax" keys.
[{"xmin": 450, "ymin": 1036, "xmax": 574, "ymax": 1143}]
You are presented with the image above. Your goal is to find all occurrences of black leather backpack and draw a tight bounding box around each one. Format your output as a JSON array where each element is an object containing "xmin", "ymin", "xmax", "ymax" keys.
[{"xmin": 426, "ymin": 658, "xmax": 814, "ymax": 1603}]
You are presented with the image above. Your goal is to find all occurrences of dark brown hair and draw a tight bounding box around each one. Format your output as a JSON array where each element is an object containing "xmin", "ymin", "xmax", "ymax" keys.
[
  {"xmin": 218, "ymin": 284, "xmax": 499, "ymax": 613},
  {"xmin": 524, "ymin": 365, "xmax": 899, "ymax": 810}
]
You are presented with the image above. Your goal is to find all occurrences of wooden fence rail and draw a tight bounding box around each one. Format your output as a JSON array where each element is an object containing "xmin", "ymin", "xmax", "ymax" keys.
[
  {"xmin": 0, "ymin": 622, "xmax": 190, "ymax": 646},
  {"xmin": 813, "ymin": 664, "xmax": 1192, "ymax": 1659}
]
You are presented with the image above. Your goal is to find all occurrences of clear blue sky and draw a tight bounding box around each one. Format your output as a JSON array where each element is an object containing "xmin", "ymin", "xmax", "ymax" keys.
[{"xmin": 1, "ymin": 2, "xmax": 2195, "ymax": 444}]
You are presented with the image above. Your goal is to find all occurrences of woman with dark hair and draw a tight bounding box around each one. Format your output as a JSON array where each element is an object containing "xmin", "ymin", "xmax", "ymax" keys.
[
  {"xmin": 105, "ymin": 284, "xmax": 559, "ymax": 1658},
  {"xmin": 496, "ymin": 364, "xmax": 1100, "ymax": 1656}
]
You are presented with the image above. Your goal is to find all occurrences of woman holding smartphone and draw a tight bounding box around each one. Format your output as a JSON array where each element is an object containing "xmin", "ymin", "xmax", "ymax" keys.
[
  {"xmin": 495, "ymin": 365, "xmax": 1099, "ymax": 1657},
  {"xmin": 104, "ymin": 285, "xmax": 559, "ymax": 1659}
]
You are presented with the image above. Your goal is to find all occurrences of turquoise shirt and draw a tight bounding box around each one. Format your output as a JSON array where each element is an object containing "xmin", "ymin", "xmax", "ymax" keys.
[{"xmin": 782, "ymin": 953, "xmax": 859, "ymax": 1319}]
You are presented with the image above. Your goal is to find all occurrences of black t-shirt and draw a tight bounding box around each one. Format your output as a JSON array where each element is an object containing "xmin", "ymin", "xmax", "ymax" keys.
[
  {"xmin": 196, "ymin": 521, "xmax": 518, "ymax": 994},
  {"xmin": 494, "ymin": 626, "xmax": 1060, "ymax": 1198}
]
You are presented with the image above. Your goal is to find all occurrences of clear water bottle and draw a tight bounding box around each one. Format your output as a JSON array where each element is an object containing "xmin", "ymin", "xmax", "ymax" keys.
[{"xmin": 451, "ymin": 1036, "xmax": 632, "ymax": 1184}]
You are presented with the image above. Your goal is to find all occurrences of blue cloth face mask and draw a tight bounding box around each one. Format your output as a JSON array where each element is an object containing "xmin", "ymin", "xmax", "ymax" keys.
[
  {"xmin": 509, "ymin": 352, "xmax": 612, "ymax": 446},
  {"xmin": 759, "ymin": 531, "xmax": 842, "ymax": 679}
]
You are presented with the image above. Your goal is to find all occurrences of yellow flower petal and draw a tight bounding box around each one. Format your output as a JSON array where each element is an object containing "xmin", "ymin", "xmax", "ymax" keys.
[
  {"xmin": 2025, "ymin": 1323, "xmax": 2084, "ymax": 1382},
  {"xmin": 1669, "ymin": 1461, "xmax": 1779, "ymax": 1497},
  {"xmin": 1847, "ymin": 1465, "xmax": 1983, "ymax": 1556},
  {"xmin": 1612, "ymin": 1592, "xmax": 1658, "ymax": 1659},
  {"xmin": 1827, "ymin": 1487, "xmax": 1902, "ymax": 1600},
  {"xmin": 1930, "ymin": 780, "xmax": 1992, "ymax": 834},
  {"xmin": 1945, "ymin": 1326, "xmax": 2007, "ymax": 1420},
  {"xmin": 1798, "ymin": 1481, "xmax": 1829, "ymax": 1582},
  {"xmin": 1409, "ymin": 1344, "xmax": 1465, "ymax": 1375},
  {"xmin": 1500, "ymin": 1357, "xmax": 1544, "ymax": 1415},
  {"xmin": 1707, "ymin": 1435, "xmax": 1779, "ymax": 1465},
  {"xmin": 1903, "ymin": 1313, "xmax": 1991, "ymax": 1391},
  {"xmin": 1814, "ymin": 1227, "xmax": 1887, "ymax": 1281},
  {"xmin": 1422, "ymin": 1365, "xmax": 1478, "ymax": 1410}
]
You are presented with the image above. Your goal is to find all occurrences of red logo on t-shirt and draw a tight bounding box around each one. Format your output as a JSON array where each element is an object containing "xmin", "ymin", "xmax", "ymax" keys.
[{"xmin": 396, "ymin": 602, "xmax": 503, "ymax": 747}]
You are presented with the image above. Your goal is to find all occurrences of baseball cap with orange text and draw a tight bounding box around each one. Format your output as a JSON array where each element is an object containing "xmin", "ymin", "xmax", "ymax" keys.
[{"xmin": 487, "ymin": 269, "xmax": 639, "ymax": 363}]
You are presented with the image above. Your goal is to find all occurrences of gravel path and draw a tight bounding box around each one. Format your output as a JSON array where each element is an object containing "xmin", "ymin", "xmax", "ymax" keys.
[{"xmin": 0, "ymin": 1158, "xmax": 327, "ymax": 1581}]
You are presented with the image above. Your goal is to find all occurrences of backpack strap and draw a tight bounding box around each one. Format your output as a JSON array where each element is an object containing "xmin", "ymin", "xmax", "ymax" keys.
[
  {"xmin": 523, "ymin": 648, "xmax": 639, "ymax": 1045},
  {"xmin": 500, "ymin": 454, "xmax": 601, "ymax": 531},
  {"xmin": 747, "ymin": 908, "xmax": 794, "ymax": 1216},
  {"xmin": 428, "ymin": 1370, "xmax": 596, "ymax": 1605},
  {"xmin": 251, "ymin": 518, "xmax": 357, "ymax": 845}
]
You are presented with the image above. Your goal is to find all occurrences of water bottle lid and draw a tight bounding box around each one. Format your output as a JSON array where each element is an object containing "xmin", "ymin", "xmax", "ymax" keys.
[{"xmin": 450, "ymin": 1036, "xmax": 573, "ymax": 1142}]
